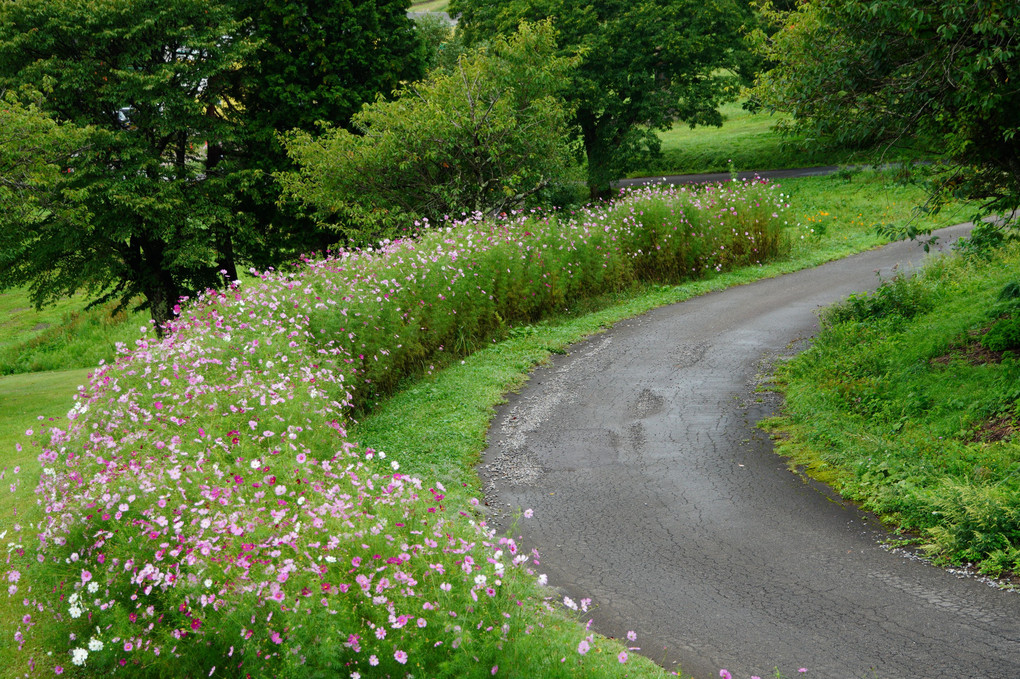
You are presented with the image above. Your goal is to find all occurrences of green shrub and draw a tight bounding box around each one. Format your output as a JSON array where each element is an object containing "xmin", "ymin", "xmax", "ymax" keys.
[
  {"xmin": 982, "ymin": 316, "xmax": 1020, "ymax": 352},
  {"xmin": 821, "ymin": 272, "xmax": 934, "ymax": 326}
]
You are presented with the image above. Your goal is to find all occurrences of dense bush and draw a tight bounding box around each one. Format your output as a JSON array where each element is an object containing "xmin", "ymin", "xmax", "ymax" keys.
[
  {"xmin": 821, "ymin": 272, "xmax": 935, "ymax": 327},
  {"xmin": 282, "ymin": 22, "xmax": 583, "ymax": 237}
]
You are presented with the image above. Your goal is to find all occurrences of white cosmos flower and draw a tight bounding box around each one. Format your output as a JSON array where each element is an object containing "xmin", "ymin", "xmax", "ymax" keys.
[{"xmin": 71, "ymin": 648, "xmax": 88, "ymax": 666}]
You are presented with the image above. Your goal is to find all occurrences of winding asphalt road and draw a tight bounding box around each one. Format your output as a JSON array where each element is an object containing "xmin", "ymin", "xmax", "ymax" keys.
[{"xmin": 479, "ymin": 221, "xmax": 1020, "ymax": 678}]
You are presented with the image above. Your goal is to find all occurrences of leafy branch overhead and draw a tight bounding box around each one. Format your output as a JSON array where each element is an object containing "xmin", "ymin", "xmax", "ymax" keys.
[
  {"xmin": 749, "ymin": 0, "xmax": 1020, "ymax": 233},
  {"xmin": 282, "ymin": 21, "xmax": 583, "ymax": 234}
]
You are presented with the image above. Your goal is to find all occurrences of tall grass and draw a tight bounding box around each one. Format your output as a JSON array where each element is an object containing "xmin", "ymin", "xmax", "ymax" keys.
[{"xmin": 0, "ymin": 294, "xmax": 147, "ymax": 375}]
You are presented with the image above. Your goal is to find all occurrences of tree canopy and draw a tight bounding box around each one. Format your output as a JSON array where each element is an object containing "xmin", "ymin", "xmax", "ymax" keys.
[
  {"xmin": 225, "ymin": 0, "xmax": 428, "ymax": 263},
  {"xmin": 282, "ymin": 22, "xmax": 582, "ymax": 232},
  {"xmin": 750, "ymin": 0, "xmax": 1020, "ymax": 232},
  {"xmin": 0, "ymin": 0, "xmax": 426, "ymax": 334},
  {"xmin": 449, "ymin": 0, "xmax": 746, "ymax": 196},
  {"xmin": 0, "ymin": 0, "xmax": 256, "ymax": 332}
]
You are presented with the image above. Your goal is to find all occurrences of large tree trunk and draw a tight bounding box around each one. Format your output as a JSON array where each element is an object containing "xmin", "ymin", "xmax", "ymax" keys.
[
  {"xmin": 581, "ymin": 117, "xmax": 614, "ymax": 201},
  {"xmin": 128, "ymin": 234, "xmax": 182, "ymax": 339},
  {"xmin": 205, "ymin": 141, "xmax": 239, "ymax": 283}
]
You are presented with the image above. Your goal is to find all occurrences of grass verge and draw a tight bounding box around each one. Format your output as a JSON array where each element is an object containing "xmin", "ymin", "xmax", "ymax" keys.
[
  {"xmin": 763, "ymin": 239, "xmax": 1020, "ymax": 578},
  {"xmin": 0, "ymin": 290, "xmax": 147, "ymax": 375}
]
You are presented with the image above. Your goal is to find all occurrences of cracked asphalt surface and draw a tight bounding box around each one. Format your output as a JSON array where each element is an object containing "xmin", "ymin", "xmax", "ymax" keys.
[{"xmin": 479, "ymin": 222, "xmax": 1020, "ymax": 679}]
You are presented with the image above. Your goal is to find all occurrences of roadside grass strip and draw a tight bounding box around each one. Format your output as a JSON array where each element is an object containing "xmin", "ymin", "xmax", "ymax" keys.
[
  {"xmin": 2, "ymin": 180, "xmax": 790, "ymax": 678},
  {"xmin": 767, "ymin": 241, "xmax": 1020, "ymax": 578}
]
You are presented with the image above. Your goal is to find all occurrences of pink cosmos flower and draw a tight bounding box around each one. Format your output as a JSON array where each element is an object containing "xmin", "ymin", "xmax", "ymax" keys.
[
  {"xmin": 394, "ymin": 650, "xmax": 407, "ymax": 664},
  {"xmin": 618, "ymin": 651, "xmax": 628, "ymax": 663}
]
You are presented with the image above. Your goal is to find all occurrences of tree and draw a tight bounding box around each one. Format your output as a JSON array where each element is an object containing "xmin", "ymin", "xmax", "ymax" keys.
[
  {"xmin": 224, "ymin": 0, "xmax": 428, "ymax": 262},
  {"xmin": 410, "ymin": 13, "xmax": 458, "ymax": 73},
  {"xmin": 0, "ymin": 92, "xmax": 91, "ymax": 303},
  {"xmin": 0, "ymin": 0, "xmax": 427, "ymax": 335},
  {"xmin": 281, "ymin": 22, "xmax": 583, "ymax": 233},
  {"xmin": 0, "ymin": 0, "xmax": 257, "ymax": 334},
  {"xmin": 750, "ymin": 0, "xmax": 1020, "ymax": 233},
  {"xmin": 448, "ymin": 0, "xmax": 746, "ymax": 197}
]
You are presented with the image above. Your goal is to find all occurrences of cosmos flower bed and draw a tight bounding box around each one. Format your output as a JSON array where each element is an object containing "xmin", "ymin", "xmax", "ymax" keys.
[
  {"xmin": 302, "ymin": 179, "xmax": 790, "ymax": 409},
  {"xmin": 4, "ymin": 180, "xmax": 790, "ymax": 677}
]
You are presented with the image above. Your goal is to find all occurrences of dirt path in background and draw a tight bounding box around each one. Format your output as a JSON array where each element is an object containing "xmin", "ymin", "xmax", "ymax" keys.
[{"xmin": 479, "ymin": 221, "xmax": 1020, "ymax": 679}]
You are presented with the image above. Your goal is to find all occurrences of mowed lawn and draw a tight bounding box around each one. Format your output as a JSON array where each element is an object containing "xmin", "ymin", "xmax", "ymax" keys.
[
  {"xmin": 632, "ymin": 100, "xmax": 933, "ymax": 177},
  {"xmin": 0, "ymin": 368, "xmax": 90, "ymax": 491}
]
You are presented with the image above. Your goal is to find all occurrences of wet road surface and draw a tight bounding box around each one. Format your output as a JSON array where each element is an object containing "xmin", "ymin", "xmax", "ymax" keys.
[{"xmin": 479, "ymin": 222, "xmax": 1020, "ymax": 678}]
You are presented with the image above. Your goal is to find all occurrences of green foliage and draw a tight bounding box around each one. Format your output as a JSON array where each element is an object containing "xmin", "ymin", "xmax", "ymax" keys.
[
  {"xmin": 226, "ymin": 0, "xmax": 428, "ymax": 260},
  {"xmin": 234, "ymin": 0, "xmax": 425, "ymax": 138},
  {"xmin": 980, "ymin": 281, "xmax": 1020, "ymax": 353},
  {"xmin": 412, "ymin": 12, "xmax": 461, "ymax": 72},
  {"xmin": 282, "ymin": 22, "xmax": 584, "ymax": 237},
  {"xmin": 0, "ymin": 91, "xmax": 89, "ymax": 229},
  {"xmin": 0, "ymin": 0, "xmax": 258, "ymax": 332},
  {"xmin": 0, "ymin": 0, "xmax": 426, "ymax": 334},
  {"xmin": 750, "ymin": 0, "xmax": 1020, "ymax": 237},
  {"xmin": 953, "ymin": 221, "xmax": 1012, "ymax": 259},
  {"xmin": 982, "ymin": 317, "xmax": 1020, "ymax": 353},
  {"xmin": 927, "ymin": 482, "xmax": 1020, "ymax": 575},
  {"xmin": 821, "ymin": 272, "xmax": 935, "ymax": 327},
  {"xmin": 773, "ymin": 243, "xmax": 1020, "ymax": 575},
  {"xmin": 450, "ymin": 0, "xmax": 746, "ymax": 196}
]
